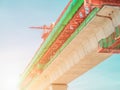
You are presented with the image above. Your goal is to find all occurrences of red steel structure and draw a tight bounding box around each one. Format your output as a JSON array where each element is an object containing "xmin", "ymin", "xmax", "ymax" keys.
[
  {"xmin": 39, "ymin": 4, "xmax": 92, "ymax": 64},
  {"xmin": 85, "ymin": 0, "xmax": 120, "ymax": 8}
]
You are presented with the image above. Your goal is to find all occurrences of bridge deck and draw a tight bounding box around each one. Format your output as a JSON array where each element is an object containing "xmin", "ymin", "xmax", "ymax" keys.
[{"xmin": 26, "ymin": 5, "xmax": 120, "ymax": 90}]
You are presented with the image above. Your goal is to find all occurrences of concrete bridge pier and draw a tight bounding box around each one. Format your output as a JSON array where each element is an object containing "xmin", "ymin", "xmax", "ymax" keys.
[
  {"xmin": 44, "ymin": 84, "xmax": 67, "ymax": 90},
  {"xmin": 49, "ymin": 84, "xmax": 67, "ymax": 90}
]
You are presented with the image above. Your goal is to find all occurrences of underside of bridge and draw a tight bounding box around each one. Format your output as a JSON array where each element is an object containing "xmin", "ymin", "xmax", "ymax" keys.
[{"xmin": 20, "ymin": 0, "xmax": 120, "ymax": 90}]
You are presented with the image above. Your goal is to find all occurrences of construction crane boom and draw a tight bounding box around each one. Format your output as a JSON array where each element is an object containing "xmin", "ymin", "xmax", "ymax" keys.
[{"xmin": 30, "ymin": 23, "xmax": 54, "ymax": 40}]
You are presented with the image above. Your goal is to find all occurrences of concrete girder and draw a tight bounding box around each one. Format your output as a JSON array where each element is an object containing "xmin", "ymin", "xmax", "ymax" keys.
[{"xmin": 26, "ymin": 6, "xmax": 120, "ymax": 90}]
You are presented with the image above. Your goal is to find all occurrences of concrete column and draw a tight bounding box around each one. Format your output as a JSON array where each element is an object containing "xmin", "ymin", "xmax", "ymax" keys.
[{"xmin": 49, "ymin": 84, "xmax": 67, "ymax": 90}]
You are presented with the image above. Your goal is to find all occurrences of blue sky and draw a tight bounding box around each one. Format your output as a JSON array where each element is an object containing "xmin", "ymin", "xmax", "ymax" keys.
[
  {"xmin": 0, "ymin": 0, "xmax": 120, "ymax": 90},
  {"xmin": 68, "ymin": 54, "xmax": 120, "ymax": 90},
  {"xmin": 0, "ymin": 0, "xmax": 69, "ymax": 90}
]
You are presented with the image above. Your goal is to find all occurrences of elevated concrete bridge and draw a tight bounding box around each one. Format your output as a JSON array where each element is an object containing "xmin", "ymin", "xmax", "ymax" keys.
[{"xmin": 20, "ymin": 1, "xmax": 120, "ymax": 90}]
